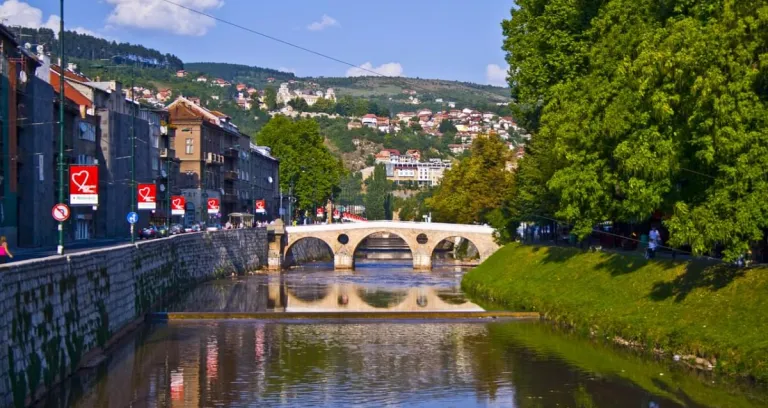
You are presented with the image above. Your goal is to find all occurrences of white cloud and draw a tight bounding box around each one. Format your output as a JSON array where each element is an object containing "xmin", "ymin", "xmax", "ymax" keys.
[
  {"xmin": 486, "ymin": 63, "xmax": 508, "ymax": 87},
  {"xmin": 0, "ymin": 0, "xmax": 101, "ymax": 37},
  {"xmin": 306, "ymin": 14, "xmax": 339, "ymax": 31},
  {"xmin": 346, "ymin": 62, "xmax": 403, "ymax": 77},
  {"xmin": 105, "ymin": 0, "xmax": 224, "ymax": 36}
]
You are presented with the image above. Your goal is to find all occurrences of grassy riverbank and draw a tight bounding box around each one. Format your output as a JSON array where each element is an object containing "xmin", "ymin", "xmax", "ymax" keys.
[{"xmin": 462, "ymin": 243, "xmax": 768, "ymax": 381}]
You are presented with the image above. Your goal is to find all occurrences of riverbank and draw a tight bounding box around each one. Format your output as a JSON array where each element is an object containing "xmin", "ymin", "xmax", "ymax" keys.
[{"xmin": 461, "ymin": 243, "xmax": 768, "ymax": 381}]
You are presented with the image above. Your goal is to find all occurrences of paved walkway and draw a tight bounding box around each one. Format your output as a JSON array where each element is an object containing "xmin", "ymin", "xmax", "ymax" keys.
[{"xmin": 8, "ymin": 238, "xmax": 131, "ymax": 263}]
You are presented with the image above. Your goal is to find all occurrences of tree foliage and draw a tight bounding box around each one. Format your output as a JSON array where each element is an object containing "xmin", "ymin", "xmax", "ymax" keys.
[
  {"xmin": 502, "ymin": 0, "xmax": 768, "ymax": 260},
  {"xmin": 256, "ymin": 116, "xmax": 343, "ymax": 209},
  {"xmin": 426, "ymin": 135, "xmax": 514, "ymax": 225},
  {"xmin": 364, "ymin": 164, "xmax": 392, "ymax": 220}
]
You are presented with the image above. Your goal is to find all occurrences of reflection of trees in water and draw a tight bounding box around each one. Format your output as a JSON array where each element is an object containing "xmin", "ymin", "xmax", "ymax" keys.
[
  {"xmin": 356, "ymin": 287, "xmax": 408, "ymax": 308},
  {"xmin": 436, "ymin": 288, "xmax": 469, "ymax": 305},
  {"xmin": 167, "ymin": 279, "xmax": 272, "ymax": 312},
  {"xmin": 286, "ymin": 283, "xmax": 330, "ymax": 302}
]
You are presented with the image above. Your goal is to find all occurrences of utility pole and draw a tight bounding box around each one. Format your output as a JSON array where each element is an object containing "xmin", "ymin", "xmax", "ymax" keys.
[
  {"xmin": 166, "ymin": 157, "xmax": 171, "ymax": 228},
  {"xmin": 57, "ymin": 0, "xmax": 65, "ymax": 255},
  {"xmin": 130, "ymin": 77, "xmax": 136, "ymax": 243},
  {"xmin": 288, "ymin": 182, "xmax": 293, "ymax": 225}
]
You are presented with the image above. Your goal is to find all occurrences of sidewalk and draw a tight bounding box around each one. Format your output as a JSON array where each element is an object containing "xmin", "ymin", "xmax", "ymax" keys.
[{"xmin": 9, "ymin": 238, "xmax": 131, "ymax": 263}]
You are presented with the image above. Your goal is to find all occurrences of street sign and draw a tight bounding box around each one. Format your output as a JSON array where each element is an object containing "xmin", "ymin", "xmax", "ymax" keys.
[
  {"xmin": 171, "ymin": 195, "xmax": 185, "ymax": 215},
  {"xmin": 69, "ymin": 165, "xmax": 99, "ymax": 205},
  {"xmin": 52, "ymin": 203, "xmax": 70, "ymax": 222},
  {"xmin": 137, "ymin": 184, "xmax": 157, "ymax": 210},
  {"xmin": 126, "ymin": 212, "xmax": 138, "ymax": 224}
]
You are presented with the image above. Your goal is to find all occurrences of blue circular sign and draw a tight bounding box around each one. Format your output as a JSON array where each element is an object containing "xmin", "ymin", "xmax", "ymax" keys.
[{"xmin": 126, "ymin": 212, "xmax": 139, "ymax": 224}]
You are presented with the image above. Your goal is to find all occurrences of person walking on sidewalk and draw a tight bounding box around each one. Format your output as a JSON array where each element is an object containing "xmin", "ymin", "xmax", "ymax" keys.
[{"xmin": 0, "ymin": 236, "xmax": 14, "ymax": 264}]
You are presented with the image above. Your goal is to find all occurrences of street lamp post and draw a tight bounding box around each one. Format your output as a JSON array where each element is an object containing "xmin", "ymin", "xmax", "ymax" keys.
[
  {"xmin": 57, "ymin": 0, "xmax": 65, "ymax": 255},
  {"xmin": 130, "ymin": 77, "xmax": 136, "ymax": 243}
]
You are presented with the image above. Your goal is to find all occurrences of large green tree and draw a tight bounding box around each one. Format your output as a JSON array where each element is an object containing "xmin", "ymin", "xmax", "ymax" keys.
[
  {"xmin": 502, "ymin": 0, "xmax": 768, "ymax": 260},
  {"xmin": 256, "ymin": 116, "xmax": 343, "ymax": 209},
  {"xmin": 364, "ymin": 164, "xmax": 391, "ymax": 220},
  {"xmin": 426, "ymin": 135, "xmax": 514, "ymax": 225},
  {"xmin": 264, "ymin": 86, "xmax": 277, "ymax": 110}
]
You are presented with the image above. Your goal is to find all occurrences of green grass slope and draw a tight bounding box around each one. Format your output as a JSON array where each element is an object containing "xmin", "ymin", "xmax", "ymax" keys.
[{"xmin": 462, "ymin": 243, "xmax": 768, "ymax": 381}]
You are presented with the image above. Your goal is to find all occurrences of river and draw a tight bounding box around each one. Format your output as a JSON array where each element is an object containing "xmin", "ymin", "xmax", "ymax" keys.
[{"xmin": 38, "ymin": 260, "xmax": 768, "ymax": 407}]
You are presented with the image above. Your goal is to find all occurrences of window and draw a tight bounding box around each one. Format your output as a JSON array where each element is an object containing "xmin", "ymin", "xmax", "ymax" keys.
[
  {"xmin": 78, "ymin": 121, "xmax": 96, "ymax": 142},
  {"xmin": 152, "ymin": 158, "xmax": 159, "ymax": 171},
  {"xmin": 185, "ymin": 138, "xmax": 193, "ymax": 154},
  {"xmin": 76, "ymin": 154, "xmax": 96, "ymax": 165}
]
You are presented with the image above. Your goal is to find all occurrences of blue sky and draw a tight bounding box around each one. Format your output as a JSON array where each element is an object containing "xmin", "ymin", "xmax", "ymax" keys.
[{"xmin": 1, "ymin": 0, "xmax": 512, "ymax": 86}]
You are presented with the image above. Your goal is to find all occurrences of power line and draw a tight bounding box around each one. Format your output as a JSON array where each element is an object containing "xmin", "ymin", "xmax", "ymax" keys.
[{"xmin": 158, "ymin": 0, "xmax": 385, "ymax": 78}]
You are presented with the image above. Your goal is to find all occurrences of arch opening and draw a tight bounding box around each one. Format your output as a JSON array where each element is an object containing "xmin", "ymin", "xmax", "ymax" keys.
[
  {"xmin": 285, "ymin": 237, "xmax": 334, "ymax": 268},
  {"xmin": 431, "ymin": 236, "xmax": 480, "ymax": 266},
  {"xmin": 353, "ymin": 231, "xmax": 414, "ymax": 265}
]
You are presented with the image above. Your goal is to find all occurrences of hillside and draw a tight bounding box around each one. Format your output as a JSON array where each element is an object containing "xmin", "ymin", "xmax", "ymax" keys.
[
  {"xmin": 11, "ymin": 27, "xmax": 183, "ymax": 69},
  {"xmin": 185, "ymin": 62, "xmax": 511, "ymax": 111}
]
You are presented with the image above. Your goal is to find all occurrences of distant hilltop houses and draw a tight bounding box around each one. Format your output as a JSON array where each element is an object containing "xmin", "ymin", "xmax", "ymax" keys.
[
  {"xmin": 276, "ymin": 82, "xmax": 336, "ymax": 106},
  {"xmin": 70, "ymin": 67, "xmax": 527, "ymax": 159}
]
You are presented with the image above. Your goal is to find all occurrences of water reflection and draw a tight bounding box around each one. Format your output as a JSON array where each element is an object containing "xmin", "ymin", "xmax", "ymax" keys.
[
  {"xmin": 37, "ymin": 262, "xmax": 768, "ymax": 408},
  {"xmin": 166, "ymin": 261, "xmax": 482, "ymax": 313},
  {"xmin": 41, "ymin": 320, "xmax": 768, "ymax": 408}
]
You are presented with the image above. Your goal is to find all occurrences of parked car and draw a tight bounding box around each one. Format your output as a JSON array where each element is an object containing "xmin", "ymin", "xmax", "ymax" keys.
[
  {"xmin": 156, "ymin": 225, "xmax": 169, "ymax": 237},
  {"xmin": 139, "ymin": 225, "xmax": 158, "ymax": 239},
  {"xmin": 206, "ymin": 223, "xmax": 222, "ymax": 232},
  {"xmin": 170, "ymin": 224, "xmax": 184, "ymax": 235},
  {"xmin": 184, "ymin": 223, "xmax": 201, "ymax": 233}
]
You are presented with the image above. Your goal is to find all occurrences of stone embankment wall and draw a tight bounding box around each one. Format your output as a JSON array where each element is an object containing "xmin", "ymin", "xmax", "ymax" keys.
[{"xmin": 0, "ymin": 229, "xmax": 267, "ymax": 407}]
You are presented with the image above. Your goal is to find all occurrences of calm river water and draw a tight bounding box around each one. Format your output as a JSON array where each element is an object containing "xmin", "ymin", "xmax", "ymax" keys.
[{"xmin": 39, "ymin": 260, "xmax": 767, "ymax": 408}]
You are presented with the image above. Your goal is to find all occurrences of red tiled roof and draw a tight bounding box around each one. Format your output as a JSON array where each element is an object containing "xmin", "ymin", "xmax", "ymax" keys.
[{"xmin": 50, "ymin": 70, "xmax": 92, "ymax": 108}]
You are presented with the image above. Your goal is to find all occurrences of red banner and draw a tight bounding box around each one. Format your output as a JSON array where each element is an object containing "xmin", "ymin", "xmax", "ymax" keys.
[
  {"xmin": 207, "ymin": 198, "xmax": 220, "ymax": 214},
  {"xmin": 69, "ymin": 165, "xmax": 99, "ymax": 205},
  {"xmin": 137, "ymin": 183, "xmax": 157, "ymax": 210},
  {"xmin": 171, "ymin": 195, "xmax": 185, "ymax": 215},
  {"xmin": 255, "ymin": 199, "xmax": 266, "ymax": 214},
  {"xmin": 333, "ymin": 209, "xmax": 340, "ymax": 219},
  {"xmin": 316, "ymin": 207, "xmax": 325, "ymax": 217}
]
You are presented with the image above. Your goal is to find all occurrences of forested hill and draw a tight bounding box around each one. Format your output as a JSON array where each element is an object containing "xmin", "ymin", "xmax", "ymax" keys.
[
  {"xmin": 184, "ymin": 62, "xmax": 511, "ymax": 110},
  {"xmin": 184, "ymin": 62, "xmax": 297, "ymax": 85},
  {"xmin": 9, "ymin": 27, "xmax": 183, "ymax": 69}
]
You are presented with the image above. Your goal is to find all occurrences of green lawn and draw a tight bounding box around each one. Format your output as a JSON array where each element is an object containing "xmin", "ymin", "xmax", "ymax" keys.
[{"xmin": 462, "ymin": 243, "xmax": 768, "ymax": 381}]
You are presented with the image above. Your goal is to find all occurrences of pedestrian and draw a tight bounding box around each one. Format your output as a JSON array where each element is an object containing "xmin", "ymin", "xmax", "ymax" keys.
[
  {"xmin": 0, "ymin": 236, "xmax": 13, "ymax": 264},
  {"xmin": 646, "ymin": 226, "xmax": 661, "ymax": 259}
]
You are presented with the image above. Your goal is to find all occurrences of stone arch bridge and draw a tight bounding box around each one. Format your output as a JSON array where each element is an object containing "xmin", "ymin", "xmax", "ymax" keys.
[{"xmin": 269, "ymin": 221, "xmax": 499, "ymax": 271}]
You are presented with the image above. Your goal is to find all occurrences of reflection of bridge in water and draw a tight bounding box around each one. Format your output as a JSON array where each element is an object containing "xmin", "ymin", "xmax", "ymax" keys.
[
  {"xmin": 167, "ymin": 278, "xmax": 483, "ymax": 313},
  {"xmin": 284, "ymin": 284, "xmax": 484, "ymax": 312}
]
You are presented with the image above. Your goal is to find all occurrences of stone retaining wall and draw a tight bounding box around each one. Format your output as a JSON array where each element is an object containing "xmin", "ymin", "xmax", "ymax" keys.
[{"xmin": 0, "ymin": 229, "xmax": 267, "ymax": 407}]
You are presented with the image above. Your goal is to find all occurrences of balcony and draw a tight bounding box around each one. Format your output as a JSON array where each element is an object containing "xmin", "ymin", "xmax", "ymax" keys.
[
  {"xmin": 224, "ymin": 170, "xmax": 238, "ymax": 181},
  {"xmin": 205, "ymin": 153, "xmax": 224, "ymax": 165},
  {"xmin": 160, "ymin": 148, "xmax": 175, "ymax": 159},
  {"xmin": 222, "ymin": 188, "xmax": 238, "ymax": 203},
  {"xmin": 223, "ymin": 146, "xmax": 240, "ymax": 158}
]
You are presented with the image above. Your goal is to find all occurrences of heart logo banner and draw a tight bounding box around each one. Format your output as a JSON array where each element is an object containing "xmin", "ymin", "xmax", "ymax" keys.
[
  {"xmin": 207, "ymin": 198, "xmax": 220, "ymax": 214},
  {"xmin": 137, "ymin": 183, "xmax": 157, "ymax": 210},
  {"xmin": 171, "ymin": 195, "xmax": 185, "ymax": 215},
  {"xmin": 69, "ymin": 165, "xmax": 99, "ymax": 205}
]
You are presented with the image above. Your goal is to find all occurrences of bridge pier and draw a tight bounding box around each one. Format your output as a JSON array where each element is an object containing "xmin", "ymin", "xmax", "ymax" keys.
[
  {"xmin": 334, "ymin": 251, "xmax": 355, "ymax": 270},
  {"xmin": 412, "ymin": 251, "xmax": 432, "ymax": 271},
  {"xmin": 267, "ymin": 220, "xmax": 286, "ymax": 272}
]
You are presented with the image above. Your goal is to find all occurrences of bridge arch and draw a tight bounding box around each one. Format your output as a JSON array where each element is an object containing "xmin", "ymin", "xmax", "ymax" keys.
[
  {"xmin": 349, "ymin": 230, "xmax": 415, "ymax": 269},
  {"xmin": 284, "ymin": 237, "xmax": 335, "ymax": 267},
  {"xmin": 282, "ymin": 222, "xmax": 499, "ymax": 271},
  {"xmin": 430, "ymin": 236, "xmax": 481, "ymax": 265}
]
